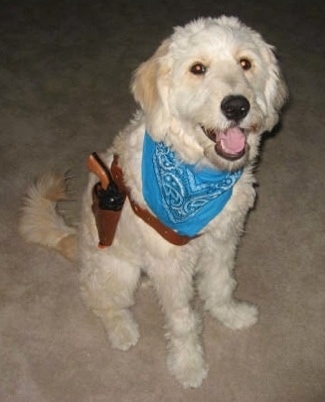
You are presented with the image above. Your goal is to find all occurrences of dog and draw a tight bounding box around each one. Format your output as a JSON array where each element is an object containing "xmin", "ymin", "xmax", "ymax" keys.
[{"xmin": 19, "ymin": 16, "xmax": 287, "ymax": 388}]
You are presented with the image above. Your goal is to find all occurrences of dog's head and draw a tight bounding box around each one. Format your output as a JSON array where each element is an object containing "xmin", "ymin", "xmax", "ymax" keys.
[{"xmin": 132, "ymin": 16, "xmax": 288, "ymax": 171}]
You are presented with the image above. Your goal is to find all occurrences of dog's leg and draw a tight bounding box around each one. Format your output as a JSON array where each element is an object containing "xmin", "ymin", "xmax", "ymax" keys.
[
  {"xmin": 80, "ymin": 254, "xmax": 141, "ymax": 351},
  {"xmin": 198, "ymin": 240, "xmax": 258, "ymax": 330},
  {"xmin": 148, "ymin": 257, "xmax": 208, "ymax": 388}
]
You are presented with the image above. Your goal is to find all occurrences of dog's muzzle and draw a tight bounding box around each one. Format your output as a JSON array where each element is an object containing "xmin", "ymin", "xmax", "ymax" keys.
[{"xmin": 202, "ymin": 95, "xmax": 250, "ymax": 161}]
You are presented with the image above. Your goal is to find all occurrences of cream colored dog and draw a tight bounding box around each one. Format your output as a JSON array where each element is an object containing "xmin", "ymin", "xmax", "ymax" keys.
[{"xmin": 20, "ymin": 16, "xmax": 287, "ymax": 388}]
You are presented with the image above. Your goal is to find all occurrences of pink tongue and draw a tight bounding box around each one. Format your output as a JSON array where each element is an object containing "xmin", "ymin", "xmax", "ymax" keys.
[{"xmin": 220, "ymin": 127, "xmax": 245, "ymax": 154}]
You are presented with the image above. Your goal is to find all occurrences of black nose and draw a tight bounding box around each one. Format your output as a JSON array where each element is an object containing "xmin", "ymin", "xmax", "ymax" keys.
[{"xmin": 221, "ymin": 95, "xmax": 250, "ymax": 122}]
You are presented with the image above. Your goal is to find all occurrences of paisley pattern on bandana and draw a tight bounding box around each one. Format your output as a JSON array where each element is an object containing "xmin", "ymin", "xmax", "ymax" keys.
[{"xmin": 142, "ymin": 132, "xmax": 242, "ymax": 237}]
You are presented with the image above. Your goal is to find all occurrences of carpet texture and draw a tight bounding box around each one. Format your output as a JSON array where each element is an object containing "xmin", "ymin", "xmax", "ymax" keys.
[{"xmin": 1, "ymin": 1, "xmax": 324, "ymax": 401}]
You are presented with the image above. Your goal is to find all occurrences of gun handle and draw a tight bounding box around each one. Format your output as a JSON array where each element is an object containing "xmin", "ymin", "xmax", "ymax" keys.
[{"xmin": 87, "ymin": 152, "xmax": 110, "ymax": 190}]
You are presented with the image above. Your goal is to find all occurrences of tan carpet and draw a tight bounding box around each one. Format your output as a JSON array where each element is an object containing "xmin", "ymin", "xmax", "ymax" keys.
[{"xmin": 0, "ymin": 1, "xmax": 324, "ymax": 401}]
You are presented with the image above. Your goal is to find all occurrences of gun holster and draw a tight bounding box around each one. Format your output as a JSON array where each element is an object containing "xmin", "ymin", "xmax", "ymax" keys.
[{"xmin": 89, "ymin": 153, "xmax": 126, "ymax": 248}]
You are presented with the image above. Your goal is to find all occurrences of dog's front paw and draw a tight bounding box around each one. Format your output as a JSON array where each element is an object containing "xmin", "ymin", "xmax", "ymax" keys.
[
  {"xmin": 109, "ymin": 319, "xmax": 140, "ymax": 351},
  {"xmin": 102, "ymin": 310, "xmax": 140, "ymax": 351},
  {"xmin": 211, "ymin": 301, "xmax": 258, "ymax": 330},
  {"xmin": 167, "ymin": 343, "xmax": 208, "ymax": 388}
]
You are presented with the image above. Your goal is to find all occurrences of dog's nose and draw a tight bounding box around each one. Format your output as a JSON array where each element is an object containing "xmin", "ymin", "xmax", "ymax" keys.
[{"xmin": 221, "ymin": 95, "xmax": 250, "ymax": 122}]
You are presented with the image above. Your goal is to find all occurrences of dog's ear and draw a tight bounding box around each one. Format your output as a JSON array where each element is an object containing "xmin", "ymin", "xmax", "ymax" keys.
[
  {"xmin": 261, "ymin": 44, "xmax": 288, "ymax": 130},
  {"xmin": 131, "ymin": 39, "xmax": 171, "ymax": 116},
  {"xmin": 265, "ymin": 46, "xmax": 288, "ymax": 110}
]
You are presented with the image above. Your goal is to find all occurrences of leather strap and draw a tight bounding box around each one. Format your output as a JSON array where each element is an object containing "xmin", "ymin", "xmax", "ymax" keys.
[{"xmin": 110, "ymin": 155, "xmax": 198, "ymax": 246}]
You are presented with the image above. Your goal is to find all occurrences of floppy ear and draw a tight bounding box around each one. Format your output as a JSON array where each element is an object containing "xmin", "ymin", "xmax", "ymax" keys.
[
  {"xmin": 131, "ymin": 39, "xmax": 170, "ymax": 110},
  {"xmin": 263, "ymin": 45, "xmax": 288, "ymax": 129},
  {"xmin": 265, "ymin": 46, "xmax": 288, "ymax": 109},
  {"xmin": 131, "ymin": 40, "xmax": 171, "ymax": 139}
]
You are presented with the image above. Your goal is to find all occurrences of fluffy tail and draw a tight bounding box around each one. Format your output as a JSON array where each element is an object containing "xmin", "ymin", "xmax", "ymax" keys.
[{"xmin": 19, "ymin": 173, "xmax": 78, "ymax": 262}]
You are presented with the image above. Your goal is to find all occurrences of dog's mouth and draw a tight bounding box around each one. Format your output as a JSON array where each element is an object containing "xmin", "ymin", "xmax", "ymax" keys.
[{"xmin": 201, "ymin": 126, "xmax": 246, "ymax": 161}]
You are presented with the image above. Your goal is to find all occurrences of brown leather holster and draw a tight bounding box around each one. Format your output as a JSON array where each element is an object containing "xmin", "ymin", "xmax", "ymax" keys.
[
  {"xmin": 89, "ymin": 153, "xmax": 198, "ymax": 248},
  {"xmin": 88, "ymin": 153, "xmax": 126, "ymax": 248},
  {"xmin": 91, "ymin": 183, "xmax": 125, "ymax": 247}
]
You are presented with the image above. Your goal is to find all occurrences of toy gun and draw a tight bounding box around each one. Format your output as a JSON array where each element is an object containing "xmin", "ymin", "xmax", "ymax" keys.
[{"xmin": 87, "ymin": 152, "xmax": 126, "ymax": 248}]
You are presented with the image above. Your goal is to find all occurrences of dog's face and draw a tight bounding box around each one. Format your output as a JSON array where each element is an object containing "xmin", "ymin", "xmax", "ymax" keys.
[{"xmin": 132, "ymin": 17, "xmax": 287, "ymax": 171}]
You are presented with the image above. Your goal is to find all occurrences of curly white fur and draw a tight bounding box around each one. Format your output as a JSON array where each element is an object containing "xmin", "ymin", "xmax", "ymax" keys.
[{"xmin": 19, "ymin": 16, "xmax": 287, "ymax": 388}]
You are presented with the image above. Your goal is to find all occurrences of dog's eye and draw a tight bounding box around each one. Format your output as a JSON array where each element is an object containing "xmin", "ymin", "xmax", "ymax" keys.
[
  {"xmin": 239, "ymin": 58, "xmax": 252, "ymax": 71},
  {"xmin": 190, "ymin": 63, "xmax": 207, "ymax": 75}
]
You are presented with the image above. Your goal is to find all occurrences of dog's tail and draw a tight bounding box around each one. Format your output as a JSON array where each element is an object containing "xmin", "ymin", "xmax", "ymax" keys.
[{"xmin": 19, "ymin": 173, "xmax": 78, "ymax": 262}]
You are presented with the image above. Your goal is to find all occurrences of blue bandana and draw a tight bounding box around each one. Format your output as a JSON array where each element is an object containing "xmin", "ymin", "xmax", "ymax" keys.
[{"xmin": 142, "ymin": 132, "xmax": 242, "ymax": 237}]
